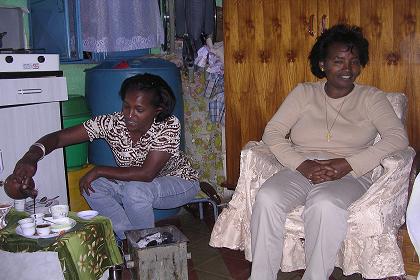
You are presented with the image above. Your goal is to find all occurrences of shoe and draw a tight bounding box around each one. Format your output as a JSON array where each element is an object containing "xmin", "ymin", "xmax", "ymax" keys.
[{"xmin": 199, "ymin": 181, "xmax": 222, "ymax": 204}]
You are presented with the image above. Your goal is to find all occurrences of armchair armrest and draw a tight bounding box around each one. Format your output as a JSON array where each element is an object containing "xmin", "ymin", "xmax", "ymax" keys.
[
  {"xmin": 234, "ymin": 141, "xmax": 283, "ymax": 218},
  {"xmin": 347, "ymin": 147, "xmax": 416, "ymax": 237}
]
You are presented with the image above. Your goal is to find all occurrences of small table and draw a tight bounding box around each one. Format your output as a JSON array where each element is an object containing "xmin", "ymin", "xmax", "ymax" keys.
[{"xmin": 0, "ymin": 209, "xmax": 123, "ymax": 280}]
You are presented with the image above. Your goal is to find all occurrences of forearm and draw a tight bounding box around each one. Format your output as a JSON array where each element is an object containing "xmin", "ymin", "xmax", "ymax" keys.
[
  {"xmin": 347, "ymin": 94, "xmax": 409, "ymax": 176},
  {"xmin": 263, "ymin": 133, "xmax": 306, "ymax": 170},
  {"xmin": 95, "ymin": 166, "xmax": 157, "ymax": 182},
  {"xmin": 346, "ymin": 132, "xmax": 408, "ymax": 177},
  {"xmin": 21, "ymin": 132, "xmax": 61, "ymax": 163}
]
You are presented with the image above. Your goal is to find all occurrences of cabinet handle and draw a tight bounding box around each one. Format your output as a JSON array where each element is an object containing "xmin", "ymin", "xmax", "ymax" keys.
[
  {"xmin": 308, "ymin": 15, "xmax": 315, "ymax": 36},
  {"xmin": 386, "ymin": 52, "xmax": 400, "ymax": 65},
  {"xmin": 320, "ymin": 15, "xmax": 327, "ymax": 34},
  {"xmin": 0, "ymin": 149, "xmax": 4, "ymax": 187},
  {"xmin": 0, "ymin": 149, "xmax": 3, "ymax": 174},
  {"xmin": 17, "ymin": 89, "xmax": 42, "ymax": 95}
]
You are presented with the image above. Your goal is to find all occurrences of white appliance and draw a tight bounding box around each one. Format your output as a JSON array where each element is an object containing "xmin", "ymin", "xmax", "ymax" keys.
[
  {"xmin": 0, "ymin": 53, "xmax": 59, "ymax": 72},
  {"xmin": 0, "ymin": 51, "xmax": 68, "ymax": 205}
]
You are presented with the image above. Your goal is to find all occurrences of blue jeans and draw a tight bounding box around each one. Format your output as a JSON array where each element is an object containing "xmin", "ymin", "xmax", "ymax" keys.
[{"xmin": 83, "ymin": 176, "xmax": 200, "ymax": 239}]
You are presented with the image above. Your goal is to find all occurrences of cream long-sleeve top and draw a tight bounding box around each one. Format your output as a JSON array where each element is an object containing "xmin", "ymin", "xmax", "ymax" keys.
[{"xmin": 262, "ymin": 81, "xmax": 409, "ymax": 177}]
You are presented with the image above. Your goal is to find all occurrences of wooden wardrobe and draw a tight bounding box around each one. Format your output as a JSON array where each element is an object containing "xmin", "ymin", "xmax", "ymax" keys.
[{"xmin": 223, "ymin": 0, "xmax": 420, "ymax": 187}]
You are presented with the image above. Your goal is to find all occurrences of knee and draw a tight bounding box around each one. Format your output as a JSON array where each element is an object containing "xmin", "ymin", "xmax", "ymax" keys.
[
  {"xmin": 304, "ymin": 193, "xmax": 349, "ymax": 220},
  {"xmin": 122, "ymin": 181, "xmax": 153, "ymax": 203},
  {"xmin": 82, "ymin": 178, "xmax": 110, "ymax": 199},
  {"xmin": 254, "ymin": 186, "xmax": 286, "ymax": 216}
]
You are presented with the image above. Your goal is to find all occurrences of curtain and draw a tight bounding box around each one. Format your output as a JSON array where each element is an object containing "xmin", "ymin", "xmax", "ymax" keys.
[{"xmin": 80, "ymin": 0, "xmax": 164, "ymax": 53}]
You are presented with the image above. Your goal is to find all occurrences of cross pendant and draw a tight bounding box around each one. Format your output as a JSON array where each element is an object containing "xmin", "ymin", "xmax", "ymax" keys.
[{"xmin": 326, "ymin": 132, "xmax": 332, "ymax": 142}]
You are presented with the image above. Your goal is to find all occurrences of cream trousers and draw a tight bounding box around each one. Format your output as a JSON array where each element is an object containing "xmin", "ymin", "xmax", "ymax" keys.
[{"xmin": 250, "ymin": 168, "xmax": 371, "ymax": 280}]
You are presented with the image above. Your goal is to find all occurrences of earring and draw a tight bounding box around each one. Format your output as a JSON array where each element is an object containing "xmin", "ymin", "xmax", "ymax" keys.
[{"xmin": 320, "ymin": 67, "xmax": 324, "ymax": 72}]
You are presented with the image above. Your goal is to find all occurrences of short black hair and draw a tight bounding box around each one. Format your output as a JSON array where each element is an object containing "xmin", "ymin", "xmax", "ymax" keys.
[
  {"xmin": 309, "ymin": 24, "xmax": 369, "ymax": 78},
  {"xmin": 119, "ymin": 73, "xmax": 176, "ymax": 122}
]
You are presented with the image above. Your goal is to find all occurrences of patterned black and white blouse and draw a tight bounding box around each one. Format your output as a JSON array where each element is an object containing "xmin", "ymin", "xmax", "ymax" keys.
[{"xmin": 83, "ymin": 112, "xmax": 199, "ymax": 181}]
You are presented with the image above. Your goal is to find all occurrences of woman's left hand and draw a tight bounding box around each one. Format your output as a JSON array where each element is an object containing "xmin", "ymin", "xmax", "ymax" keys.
[
  {"xmin": 79, "ymin": 167, "xmax": 100, "ymax": 196},
  {"xmin": 312, "ymin": 158, "xmax": 352, "ymax": 182}
]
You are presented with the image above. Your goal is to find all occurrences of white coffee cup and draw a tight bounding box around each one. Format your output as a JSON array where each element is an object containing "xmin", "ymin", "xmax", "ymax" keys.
[
  {"xmin": 20, "ymin": 222, "xmax": 36, "ymax": 236},
  {"xmin": 30, "ymin": 213, "xmax": 45, "ymax": 224},
  {"xmin": 14, "ymin": 199, "xmax": 26, "ymax": 212},
  {"xmin": 36, "ymin": 224, "xmax": 51, "ymax": 236},
  {"xmin": 18, "ymin": 218, "xmax": 33, "ymax": 226},
  {"xmin": 49, "ymin": 204, "xmax": 69, "ymax": 219}
]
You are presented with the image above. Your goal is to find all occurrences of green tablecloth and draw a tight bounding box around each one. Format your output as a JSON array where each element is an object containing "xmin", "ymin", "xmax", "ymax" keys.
[{"xmin": 0, "ymin": 209, "xmax": 123, "ymax": 280}]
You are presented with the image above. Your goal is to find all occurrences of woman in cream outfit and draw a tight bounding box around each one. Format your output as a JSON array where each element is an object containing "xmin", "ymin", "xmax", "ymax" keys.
[{"xmin": 211, "ymin": 24, "xmax": 409, "ymax": 280}]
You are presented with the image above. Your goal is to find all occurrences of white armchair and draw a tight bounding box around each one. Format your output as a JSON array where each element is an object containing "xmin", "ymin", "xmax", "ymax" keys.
[{"xmin": 210, "ymin": 93, "xmax": 416, "ymax": 279}]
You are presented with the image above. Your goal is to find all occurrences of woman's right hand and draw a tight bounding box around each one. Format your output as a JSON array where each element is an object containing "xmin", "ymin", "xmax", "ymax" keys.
[
  {"xmin": 296, "ymin": 160, "xmax": 337, "ymax": 184},
  {"xmin": 13, "ymin": 157, "xmax": 38, "ymax": 185},
  {"xmin": 4, "ymin": 157, "xmax": 39, "ymax": 199}
]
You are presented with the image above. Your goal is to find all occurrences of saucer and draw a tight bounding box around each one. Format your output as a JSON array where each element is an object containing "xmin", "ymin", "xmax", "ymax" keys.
[
  {"xmin": 16, "ymin": 225, "xmax": 59, "ymax": 239},
  {"xmin": 77, "ymin": 210, "xmax": 99, "ymax": 220},
  {"xmin": 16, "ymin": 218, "xmax": 76, "ymax": 238},
  {"xmin": 44, "ymin": 217, "xmax": 76, "ymax": 233}
]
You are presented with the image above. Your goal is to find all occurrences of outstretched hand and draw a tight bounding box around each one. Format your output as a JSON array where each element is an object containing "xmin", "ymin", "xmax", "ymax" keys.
[
  {"xmin": 296, "ymin": 158, "xmax": 352, "ymax": 184},
  {"xmin": 4, "ymin": 157, "xmax": 39, "ymax": 199},
  {"xmin": 13, "ymin": 157, "xmax": 38, "ymax": 186}
]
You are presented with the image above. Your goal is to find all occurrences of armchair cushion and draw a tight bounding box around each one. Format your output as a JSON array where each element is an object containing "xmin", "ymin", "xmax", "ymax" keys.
[{"xmin": 210, "ymin": 93, "xmax": 415, "ymax": 278}]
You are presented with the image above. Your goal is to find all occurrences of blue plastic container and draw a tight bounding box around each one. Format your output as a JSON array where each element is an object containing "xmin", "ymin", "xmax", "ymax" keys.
[
  {"xmin": 85, "ymin": 58, "xmax": 185, "ymax": 221},
  {"xmin": 85, "ymin": 57, "xmax": 185, "ymax": 167}
]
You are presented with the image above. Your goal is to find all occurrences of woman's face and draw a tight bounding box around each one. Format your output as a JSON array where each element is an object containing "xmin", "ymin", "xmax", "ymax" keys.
[
  {"xmin": 319, "ymin": 42, "xmax": 362, "ymax": 92},
  {"xmin": 122, "ymin": 90, "xmax": 162, "ymax": 134}
]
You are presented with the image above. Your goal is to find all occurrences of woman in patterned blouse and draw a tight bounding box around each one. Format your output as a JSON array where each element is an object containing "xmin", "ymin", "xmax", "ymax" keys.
[{"xmin": 5, "ymin": 73, "xmax": 200, "ymax": 239}]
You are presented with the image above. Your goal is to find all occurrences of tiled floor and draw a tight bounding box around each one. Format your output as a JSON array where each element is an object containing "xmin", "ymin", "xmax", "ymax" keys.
[{"xmin": 118, "ymin": 205, "xmax": 361, "ymax": 280}]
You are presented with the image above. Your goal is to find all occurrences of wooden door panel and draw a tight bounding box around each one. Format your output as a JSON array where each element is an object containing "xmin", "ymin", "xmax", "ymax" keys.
[
  {"xmin": 358, "ymin": 0, "xmax": 398, "ymax": 90},
  {"xmin": 224, "ymin": 0, "xmax": 317, "ymax": 186},
  {"xmin": 407, "ymin": 0, "xmax": 420, "ymax": 150},
  {"xmin": 318, "ymin": 0, "xmax": 361, "ymax": 28}
]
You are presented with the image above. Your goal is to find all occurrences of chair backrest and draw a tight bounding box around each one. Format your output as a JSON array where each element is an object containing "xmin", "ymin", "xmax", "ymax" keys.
[
  {"xmin": 386, "ymin": 92, "xmax": 408, "ymax": 124},
  {"xmin": 373, "ymin": 93, "xmax": 407, "ymax": 144}
]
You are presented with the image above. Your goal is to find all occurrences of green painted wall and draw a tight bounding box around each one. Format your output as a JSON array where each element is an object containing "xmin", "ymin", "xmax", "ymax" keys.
[{"xmin": 60, "ymin": 64, "xmax": 95, "ymax": 97}]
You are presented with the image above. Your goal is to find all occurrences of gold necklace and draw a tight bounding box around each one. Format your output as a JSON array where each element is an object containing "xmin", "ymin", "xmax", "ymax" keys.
[{"xmin": 324, "ymin": 93, "xmax": 347, "ymax": 142}]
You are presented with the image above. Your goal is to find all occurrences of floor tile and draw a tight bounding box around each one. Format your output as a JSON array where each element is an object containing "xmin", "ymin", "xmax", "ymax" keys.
[
  {"xmin": 219, "ymin": 255, "xmax": 251, "ymax": 278},
  {"xmin": 193, "ymin": 270, "xmax": 233, "ymax": 280},
  {"xmin": 193, "ymin": 254, "xmax": 233, "ymax": 278},
  {"xmin": 188, "ymin": 240, "xmax": 222, "ymax": 267}
]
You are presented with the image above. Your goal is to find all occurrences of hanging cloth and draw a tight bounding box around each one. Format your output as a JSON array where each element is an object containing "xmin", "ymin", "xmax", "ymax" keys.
[
  {"xmin": 175, "ymin": 0, "xmax": 215, "ymax": 61},
  {"xmin": 80, "ymin": 0, "xmax": 164, "ymax": 53}
]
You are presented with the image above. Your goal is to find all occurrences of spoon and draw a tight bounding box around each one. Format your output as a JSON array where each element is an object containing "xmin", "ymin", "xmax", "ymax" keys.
[
  {"xmin": 44, "ymin": 201, "xmax": 54, "ymax": 207},
  {"xmin": 42, "ymin": 217, "xmax": 58, "ymax": 224},
  {"xmin": 43, "ymin": 196, "xmax": 60, "ymax": 205},
  {"xmin": 25, "ymin": 195, "xmax": 46, "ymax": 208},
  {"xmin": 26, "ymin": 195, "xmax": 60, "ymax": 208}
]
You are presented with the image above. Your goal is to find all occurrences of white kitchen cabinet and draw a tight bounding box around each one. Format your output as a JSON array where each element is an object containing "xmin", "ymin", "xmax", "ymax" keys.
[{"xmin": 0, "ymin": 102, "xmax": 68, "ymax": 205}]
